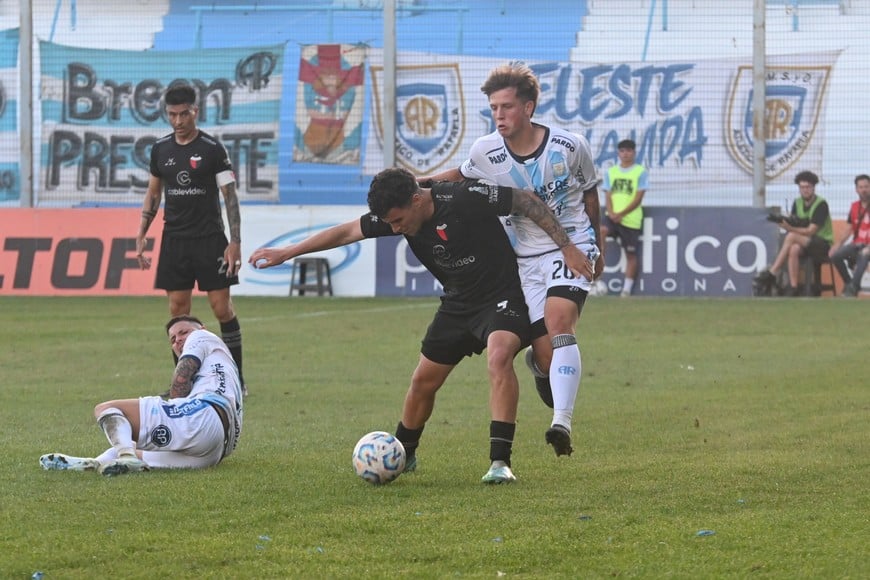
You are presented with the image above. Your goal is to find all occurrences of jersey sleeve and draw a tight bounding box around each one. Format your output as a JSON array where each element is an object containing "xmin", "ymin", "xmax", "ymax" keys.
[
  {"xmin": 438, "ymin": 180, "xmax": 514, "ymax": 217},
  {"xmin": 569, "ymin": 133, "xmax": 600, "ymax": 192},
  {"xmin": 358, "ymin": 213, "xmax": 398, "ymax": 238},
  {"xmin": 180, "ymin": 329, "xmax": 212, "ymax": 364},
  {"xmin": 637, "ymin": 166, "xmax": 650, "ymax": 190},
  {"xmin": 459, "ymin": 134, "xmax": 512, "ymax": 181},
  {"xmin": 811, "ymin": 201, "xmax": 830, "ymax": 227}
]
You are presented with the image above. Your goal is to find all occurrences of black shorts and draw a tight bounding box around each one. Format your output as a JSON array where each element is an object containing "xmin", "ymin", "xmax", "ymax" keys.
[
  {"xmin": 421, "ymin": 292, "xmax": 531, "ymax": 366},
  {"xmin": 603, "ymin": 214, "xmax": 641, "ymax": 254},
  {"xmin": 805, "ymin": 235, "xmax": 831, "ymax": 262},
  {"xmin": 156, "ymin": 233, "xmax": 238, "ymax": 292}
]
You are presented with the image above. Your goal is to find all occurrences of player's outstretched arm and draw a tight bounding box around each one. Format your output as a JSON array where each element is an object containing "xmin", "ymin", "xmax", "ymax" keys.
[
  {"xmin": 510, "ymin": 188, "xmax": 593, "ymax": 280},
  {"xmin": 249, "ymin": 219, "xmax": 365, "ymax": 269}
]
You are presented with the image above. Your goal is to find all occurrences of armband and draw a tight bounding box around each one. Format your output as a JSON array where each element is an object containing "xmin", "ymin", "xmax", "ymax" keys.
[{"xmin": 216, "ymin": 170, "xmax": 236, "ymax": 187}]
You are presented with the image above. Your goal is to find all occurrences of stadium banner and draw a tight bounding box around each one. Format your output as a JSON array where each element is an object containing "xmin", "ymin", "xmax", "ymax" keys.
[
  {"xmin": 0, "ymin": 208, "xmax": 165, "ymax": 296},
  {"xmin": 365, "ymin": 51, "xmax": 839, "ymax": 202},
  {"xmin": 0, "ymin": 206, "xmax": 794, "ymax": 297},
  {"xmin": 0, "ymin": 206, "xmax": 372, "ymax": 296},
  {"xmin": 0, "ymin": 29, "xmax": 19, "ymax": 203},
  {"xmin": 38, "ymin": 41, "xmax": 284, "ymax": 205},
  {"xmin": 293, "ymin": 44, "xmax": 366, "ymax": 165},
  {"xmin": 241, "ymin": 205, "xmax": 374, "ymax": 296},
  {"xmin": 373, "ymin": 207, "xmax": 781, "ymax": 298}
]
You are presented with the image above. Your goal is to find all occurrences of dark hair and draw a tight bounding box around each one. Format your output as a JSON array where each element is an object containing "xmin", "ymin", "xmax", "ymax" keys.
[
  {"xmin": 164, "ymin": 85, "xmax": 197, "ymax": 107},
  {"xmin": 480, "ymin": 62, "xmax": 540, "ymax": 116},
  {"xmin": 794, "ymin": 170, "xmax": 819, "ymax": 186},
  {"xmin": 854, "ymin": 174, "xmax": 870, "ymax": 185},
  {"xmin": 165, "ymin": 314, "xmax": 204, "ymax": 334},
  {"xmin": 617, "ymin": 139, "xmax": 636, "ymax": 150},
  {"xmin": 367, "ymin": 167, "xmax": 419, "ymax": 218}
]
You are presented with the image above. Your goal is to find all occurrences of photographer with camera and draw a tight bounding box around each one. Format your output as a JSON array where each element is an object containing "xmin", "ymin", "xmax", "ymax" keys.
[{"xmin": 754, "ymin": 170, "xmax": 834, "ymax": 296}]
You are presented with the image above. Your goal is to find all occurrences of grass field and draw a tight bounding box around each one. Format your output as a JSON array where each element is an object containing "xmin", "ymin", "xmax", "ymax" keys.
[{"xmin": 1, "ymin": 296, "xmax": 867, "ymax": 579}]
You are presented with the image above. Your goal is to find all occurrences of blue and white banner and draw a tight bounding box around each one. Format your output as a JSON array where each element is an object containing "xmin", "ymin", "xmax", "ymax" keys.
[
  {"xmin": 38, "ymin": 41, "xmax": 284, "ymax": 204},
  {"xmin": 0, "ymin": 29, "xmax": 19, "ymax": 203},
  {"xmin": 365, "ymin": 50, "xmax": 839, "ymax": 205}
]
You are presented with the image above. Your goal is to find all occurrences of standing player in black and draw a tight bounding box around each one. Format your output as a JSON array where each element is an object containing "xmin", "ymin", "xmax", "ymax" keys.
[
  {"xmin": 135, "ymin": 85, "xmax": 247, "ymax": 395},
  {"xmin": 249, "ymin": 167, "xmax": 590, "ymax": 484}
]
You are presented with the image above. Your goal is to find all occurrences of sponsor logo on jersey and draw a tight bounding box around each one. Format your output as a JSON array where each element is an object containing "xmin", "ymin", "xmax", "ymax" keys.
[
  {"xmin": 549, "ymin": 136, "xmax": 575, "ymax": 152},
  {"xmin": 432, "ymin": 244, "xmax": 476, "ymax": 269},
  {"xmin": 488, "ymin": 151, "xmax": 508, "ymax": 164},
  {"xmin": 468, "ymin": 182, "xmax": 500, "ymax": 204},
  {"xmin": 190, "ymin": 154, "xmax": 202, "ymax": 169}
]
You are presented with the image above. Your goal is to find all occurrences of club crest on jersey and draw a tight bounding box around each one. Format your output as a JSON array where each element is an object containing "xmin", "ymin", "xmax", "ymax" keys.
[
  {"xmin": 371, "ymin": 63, "xmax": 465, "ymax": 175},
  {"xmin": 436, "ymin": 224, "xmax": 448, "ymax": 241},
  {"xmin": 725, "ymin": 62, "xmax": 832, "ymax": 179},
  {"xmin": 190, "ymin": 154, "xmax": 202, "ymax": 169}
]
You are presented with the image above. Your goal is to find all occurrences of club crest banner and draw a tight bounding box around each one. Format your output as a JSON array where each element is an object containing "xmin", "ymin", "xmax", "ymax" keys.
[
  {"xmin": 369, "ymin": 63, "xmax": 465, "ymax": 175},
  {"xmin": 364, "ymin": 50, "xmax": 840, "ymax": 204},
  {"xmin": 294, "ymin": 44, "xmax": 366, "ymax": 165},
  {"xmin": 38, "ymin": 41, "xmax": 284, "ymax": 204}
]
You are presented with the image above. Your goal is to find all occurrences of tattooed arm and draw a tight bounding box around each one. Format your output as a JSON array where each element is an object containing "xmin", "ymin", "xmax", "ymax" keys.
[
  {"xmin": 136, "ymin": 175, "xmax": 163, "ymax": 270},
  {"xmin": 510, "ymin": 188, "xmax": 593, "ymax": 280},
  {"xmin": 220, "ymin": 181, "xmax": 243, "ymax": 277},
  {"xmin": 170, "ymin": 356, "xmax": 201, "ymax": 399}
]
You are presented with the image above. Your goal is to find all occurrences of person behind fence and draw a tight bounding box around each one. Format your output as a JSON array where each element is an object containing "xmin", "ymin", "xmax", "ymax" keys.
[
  {"xmin": 754, "ymin": 170, "xmax": 834, "ymax": 296},
  {"xmin": 828, "ymin": 173, "xmax": 870, "ymax": 297},
  {"xmin": 601, "ymin": 138, "xmax": 648, "ymax": 297},
  {"xmin": 39, "ymin": 315, "xmax": 243, "ymax": 476}
]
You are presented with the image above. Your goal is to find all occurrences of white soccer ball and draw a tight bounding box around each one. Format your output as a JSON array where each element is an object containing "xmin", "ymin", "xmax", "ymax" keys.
[
  {"xmin": 589, "ymin": 279, "xmax": 608, "ymax": 297},
  {"xmin": 352, "ymin": 431, "xmax": 406, "ymax": 485}
]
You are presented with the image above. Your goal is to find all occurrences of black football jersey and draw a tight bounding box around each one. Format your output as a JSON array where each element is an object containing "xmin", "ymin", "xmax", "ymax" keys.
[
  {"xmin": 150, "ymin": 130, "xmax": 234, "ymax": 237},
  {"xmin": 360, "ymin": 180, "xmax": 522, "ymax": 313}
]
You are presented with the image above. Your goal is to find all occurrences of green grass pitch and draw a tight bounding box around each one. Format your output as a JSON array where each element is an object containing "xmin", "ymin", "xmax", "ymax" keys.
[{"xmin": 1, "ymin": 296, "xmax": 866, "ymax": 578}]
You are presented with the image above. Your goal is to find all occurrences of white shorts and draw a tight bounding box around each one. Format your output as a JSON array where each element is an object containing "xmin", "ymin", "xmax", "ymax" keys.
[
  {"xmin": 518, "ymin": 242, "xmax": 599, "ymax": 324},
  {"xmin": 137, "ymin": 396, "xmax": 226, "ymax": 469}
]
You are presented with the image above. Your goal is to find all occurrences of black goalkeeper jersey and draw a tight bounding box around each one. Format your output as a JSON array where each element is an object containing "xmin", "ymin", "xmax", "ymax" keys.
[
  {"xmin": 359, "ymin": 180, "xmax": 522, "ymax": 314},
  {"xmin": 150, "ymin": 130, "xmax": 234, "ymax": 238}
]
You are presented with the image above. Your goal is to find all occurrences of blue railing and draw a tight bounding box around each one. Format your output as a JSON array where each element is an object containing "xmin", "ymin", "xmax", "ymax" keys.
[{"xmin": 642, "ymin": 0, "xmax": 846, "ymax": 60}]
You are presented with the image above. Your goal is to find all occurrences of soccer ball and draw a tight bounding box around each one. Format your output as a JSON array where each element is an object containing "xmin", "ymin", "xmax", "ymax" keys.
[
  {"xmin": 589, "ymin": 279, "xmax": 608, "ymax": 297},
  {"xmin": 352, "ymin": 431, "xmax": 406, "ymax": 485}
]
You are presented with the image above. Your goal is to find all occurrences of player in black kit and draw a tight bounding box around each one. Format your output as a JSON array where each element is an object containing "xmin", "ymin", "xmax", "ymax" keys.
[
  {"xmin": 249, "ymin": 167, "xmax": 589, "ymax": 484},
  {"xmin": 135, "ymin": 85, "xmax": 247, "ymax": 395}
]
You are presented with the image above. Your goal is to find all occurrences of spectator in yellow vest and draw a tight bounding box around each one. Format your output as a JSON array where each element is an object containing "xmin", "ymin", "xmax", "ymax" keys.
[
  {"xmin": 754, "ymin": 170, "xmax": 834, "ymax": 296},
  {"xmin": 601, "ymin": 139, "xmax": 647, "ymax": 297}
]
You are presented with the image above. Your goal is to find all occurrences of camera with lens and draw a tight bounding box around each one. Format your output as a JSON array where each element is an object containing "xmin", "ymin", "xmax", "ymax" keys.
[
  {"xmin": 766, "ymin": 212, "xmax": 785, "ymax": 224},
  {"xmin": 766, "ymin": 212, "xmax": 809, "ymax": 228}
]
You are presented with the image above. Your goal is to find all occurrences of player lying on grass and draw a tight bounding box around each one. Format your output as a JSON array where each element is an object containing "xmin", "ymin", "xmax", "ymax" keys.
[
  {"xmin": 250, "ymin": 167, "xmax": 592, "ymax": 484},
  {"xmin": 39, "ymin": 316, "xmax": 243, "ymax": 476}
]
